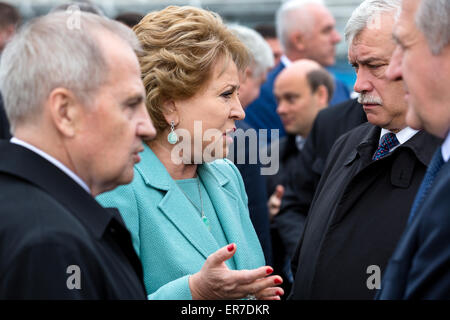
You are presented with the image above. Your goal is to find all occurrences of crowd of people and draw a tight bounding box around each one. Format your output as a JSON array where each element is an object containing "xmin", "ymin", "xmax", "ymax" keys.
[{"xmin": 0, "ymin": 0, "xmax": 449, "ymax": 300}]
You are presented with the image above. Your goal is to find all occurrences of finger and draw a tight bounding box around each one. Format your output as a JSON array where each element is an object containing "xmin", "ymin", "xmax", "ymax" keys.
[
  {"xmin": 255, "ymin": 286, "xmax": 284, "ymax": 300},
  {"xmin": 206, "ymin": 243, "xmax": 236, "ymax": 267},
  {"xmin": 240, "ymin": 275, "xmax": 283, "ymax": 294},
  {"xmin": 228, "ymin": 265, "xmax": 275, "ymax": 286},
  {"xmin": 275, "ymin": 185, "xmax": 284, "ymax": 199}
]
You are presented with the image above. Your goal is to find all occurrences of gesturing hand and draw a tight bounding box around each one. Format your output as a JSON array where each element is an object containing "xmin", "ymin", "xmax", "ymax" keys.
[{"xmin": 189, "ymin": 243, "xmax": 284, "ymax": 300}]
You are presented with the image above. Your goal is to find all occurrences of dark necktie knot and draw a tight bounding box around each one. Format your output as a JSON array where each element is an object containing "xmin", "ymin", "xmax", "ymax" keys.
[{"xmin": 373, "ymin": 132, "xmax": 400, "ymax": 161}]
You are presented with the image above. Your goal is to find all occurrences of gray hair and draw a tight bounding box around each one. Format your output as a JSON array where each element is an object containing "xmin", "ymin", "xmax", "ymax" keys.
[
  {"xmin": 416, "ymin": 0, "xmax": 450, "ymax": 55},
  {"xmin": 228, "ymin": 24, "xmax": 274, "ymax": 78},
  {"xmin": 0, "ymin": 11, "xmax": 140, "ymax": 132},
  {"xmin": 275, "ymin": 0, "xmax": 325, "ymax": 52},
  {"xmin": 345, "ymin": 0, "xmax": 401, "ymax": 44},
  {"xmin": 51, "ymin": 1, "xmax": 105, "ymax": 16}
]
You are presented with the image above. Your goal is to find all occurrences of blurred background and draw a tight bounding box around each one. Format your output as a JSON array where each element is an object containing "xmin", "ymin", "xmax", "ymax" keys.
[{"xmin": 3, "ymin": 0, "xmax": 363, "ymax": 89}]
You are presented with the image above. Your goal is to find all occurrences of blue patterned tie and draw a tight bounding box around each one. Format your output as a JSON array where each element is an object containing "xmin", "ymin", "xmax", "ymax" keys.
[
  {"xmin": 372, "ymin": 132, "xmax": 400, "ymax": 161},
  {"xmin": 408, "ymin": 147, "xmax": 444, "ymax": 224}
]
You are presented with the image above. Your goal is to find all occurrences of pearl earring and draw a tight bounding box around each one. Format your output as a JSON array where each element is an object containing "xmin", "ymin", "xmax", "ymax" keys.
[{"xmin": 167, "ymin": 120, "xmax": 178, "ymax": 144}]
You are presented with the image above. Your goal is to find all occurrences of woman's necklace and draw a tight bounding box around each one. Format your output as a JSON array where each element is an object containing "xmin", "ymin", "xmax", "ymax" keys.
[{"xmin": 177, "ymin": 178, "xmax": 211, "ymax": 231}]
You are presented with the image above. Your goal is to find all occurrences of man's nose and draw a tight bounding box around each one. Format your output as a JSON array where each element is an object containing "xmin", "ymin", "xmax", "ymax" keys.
[
  {"xmin": 353, "ymin": 69, "xmax": 373, "ymax": 94},
  {"xmin": 386, "ymin": 46, "xmax": 403, "ymax": 82},
  {"xmin": 137, "ymin": 106, "xmax": 157, "ymax": 141}
]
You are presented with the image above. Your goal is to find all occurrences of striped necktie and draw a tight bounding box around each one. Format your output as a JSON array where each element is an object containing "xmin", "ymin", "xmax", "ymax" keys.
[{"xmin": 408, "ymin": 147, "xmax": 444, "ymax": 224}]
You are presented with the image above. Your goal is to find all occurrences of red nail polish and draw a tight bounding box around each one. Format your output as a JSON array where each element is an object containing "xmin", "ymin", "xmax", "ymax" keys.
[
  {"xmin": 274, "ymin": 278, "xmax": 282, "ymax": 285},
  {"xmin": 227, "ymin": 244, "xmax": 234, "ymax": 252},
  {"xmin": 266, "ymin": 267, "xmax": 273, "ymax": 275},
  {"xmin": 276, "ymin": 290, "xmax": 283, "ymax": 296}
]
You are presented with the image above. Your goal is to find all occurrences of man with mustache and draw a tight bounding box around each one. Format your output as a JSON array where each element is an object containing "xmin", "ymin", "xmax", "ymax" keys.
[{"xmin": 288, "ymin": 0, "xmax": 441, "ymax": 299}]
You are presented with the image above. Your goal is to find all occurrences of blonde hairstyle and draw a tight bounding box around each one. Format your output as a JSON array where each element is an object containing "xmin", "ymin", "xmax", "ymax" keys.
[{"xmin": 134, "ymin": 6, "xmax": 250, "ymax": 133}]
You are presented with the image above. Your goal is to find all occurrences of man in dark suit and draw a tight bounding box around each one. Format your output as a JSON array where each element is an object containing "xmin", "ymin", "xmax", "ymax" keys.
[
  {"xmin": 377, "ymin": 0, "xmax": 450, "ymax": 299},
  {"xmin": 0, "ymin": 12, "xmax": 156, "ymax": 299},
  {"xmin": 289, "ymin": 0, "xmax": 441, "ymax": 299},
  {"xmin": 244, "ymin": 0, "xmax": 349, "ymax": 143}
]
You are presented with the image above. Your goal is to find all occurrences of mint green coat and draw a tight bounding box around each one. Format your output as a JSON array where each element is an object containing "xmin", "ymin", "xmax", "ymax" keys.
[{"xmin": 96, "ymin": 145, "xmax": 265, "ymax": 299}]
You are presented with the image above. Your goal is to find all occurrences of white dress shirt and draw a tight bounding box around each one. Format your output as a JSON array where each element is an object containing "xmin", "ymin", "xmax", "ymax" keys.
[
  {"xmin": 441, "ymin": 131, "xmax": 450, "ymax": 163},
  {"xmin": 380, "ymin": 127, "xmax": 419, "ymax": 152},
  {"xmin": 280, "ymin": 55, "xmax": 292, "ymax": 68},
  {"xmin": 10, "ymin": 137, "xmax": 91, "ymax": 194}
]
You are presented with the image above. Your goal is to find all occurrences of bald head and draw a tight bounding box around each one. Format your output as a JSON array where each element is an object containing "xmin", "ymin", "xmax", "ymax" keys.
[
  {"xmin": 278, "ymin": 59, "xmax": 321, "ymax": 81},
  {"xmin": 275, "ymin": 59, "xmax": 334, "ymax": 136}
]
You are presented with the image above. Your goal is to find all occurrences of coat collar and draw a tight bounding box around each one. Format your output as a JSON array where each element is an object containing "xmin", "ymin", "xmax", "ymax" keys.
[
  {"xmin": 344, "ymin": 123, "xmax": 442, "ymax": 167},
  {"xmin": 0, "ymin": 141, "xmax": 118, "ymax": 240},
  {"xmin": 135, "ymin": 145, "xmax": 250, "ymax": 268}
]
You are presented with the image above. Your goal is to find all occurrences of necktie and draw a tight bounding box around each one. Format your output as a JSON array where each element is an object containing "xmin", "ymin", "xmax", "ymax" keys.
[
  {"xmin": 408, "ymin": 147, "xmax": 444, "ymax": 224},
  {"xmin": 372, "ymin": 132, "xmax": 400, "ymax": 161}
]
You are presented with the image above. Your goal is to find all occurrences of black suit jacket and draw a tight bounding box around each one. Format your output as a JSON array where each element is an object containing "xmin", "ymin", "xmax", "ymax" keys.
[
  {"xmin": 274, "ymin": 99, "xmax": 367, "ymax": 259},
  {"xmin": 377, "ymin": 158, "xmax": 450, "ymax": 299},
  {"xmin": 289, "ymin": 123, "xmax": 441, "ymax": 299},
  {"xmin": 0, "ymin": 141, "xmax": 147, "ymax": 299},
  {"xmin": 0, "ymin": 94, "xmax": 11, "ymax": 139}
]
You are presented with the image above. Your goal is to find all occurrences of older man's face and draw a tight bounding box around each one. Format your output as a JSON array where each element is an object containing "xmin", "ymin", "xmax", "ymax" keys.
[
  {"xmin": 77, "ymin": 34, "xmax": 156, "ymax": 195},
  {"xmin": 386, "ymin": 0, "xmax": 450, "ymax": 138},
  {"xmin": 303, "ymin": 5, "xmax": 341, "ymax": 67},
  {"xmin": 348, "ymin": 14, "xmax": 407, "ymax": 133}
]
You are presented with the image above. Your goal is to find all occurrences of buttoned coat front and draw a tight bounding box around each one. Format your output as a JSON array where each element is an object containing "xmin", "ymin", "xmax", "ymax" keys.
[{"xmin": 97, "ymin": 144, "xmax": 265, "ymax": 299}]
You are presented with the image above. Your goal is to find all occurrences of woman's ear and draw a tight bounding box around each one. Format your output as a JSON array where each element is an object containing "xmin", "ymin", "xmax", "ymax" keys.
[{"xmin": 162, "ymin": 100, "xmax": 179, "ymax": 125}]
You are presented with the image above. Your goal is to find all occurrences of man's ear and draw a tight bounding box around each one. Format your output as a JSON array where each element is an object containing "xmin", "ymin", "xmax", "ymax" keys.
[
  {"xmin": 290, "ymin": 31, "xmax": 306, "ymax": 52},
  {"xmin": 314, "ymin": 85, "xmax": 329, "ymax": 108},
  {"xmin": 161, "ymin": 99, "xmax": 179, "ymax": 126},
  {"xmin": 47, "ymin": 88, "xmax": 82, "ymax": 138}
]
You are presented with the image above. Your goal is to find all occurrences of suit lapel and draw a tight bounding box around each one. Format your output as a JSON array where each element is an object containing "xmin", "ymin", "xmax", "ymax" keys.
[
  {"xmin": 198, "ymin": 163, "xmax": 252, "ymax": 270},
  {"xmin": 157, "ymin": 184, "xmax": 220, "ymax": 260},
  {"xmin": 136, "ymin": 145, "xmax": 221, "ymax": 261}
]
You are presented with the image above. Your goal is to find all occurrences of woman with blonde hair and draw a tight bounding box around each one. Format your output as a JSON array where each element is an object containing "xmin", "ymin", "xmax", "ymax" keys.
[{"xmin": 97, "ymin": 6, "xmax": 283, "ymax": 300}]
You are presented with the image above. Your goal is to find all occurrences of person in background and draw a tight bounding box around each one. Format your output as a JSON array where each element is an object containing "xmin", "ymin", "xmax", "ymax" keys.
[
  {"xmin": 51, "ymin": 1, "xmax": 104, "ymax": 15},
  {"xmin": 268, "ymin": 59, "xmax": 334, "ymax": 198},
  {"xmin": 254, "ymin": 23, "xmax": 282, "ymax": 68},
  {"xmin": 97, "ymin": 6, "xmax": 283, "ymax": 300},
  {"xmin": 0, "ymin": 2, "xmax": 20, "ymax": 139},
  {"xmin": 0, "ymin": 2, "xmax": 20, "ymax": 54},
  {"xmin": 377, "ymin": 0, "xmax": 450, "ymax": 299},
  {"xmin": 289, "ymin": 0, "xmax": 441, "ymax": 299},
  {"xmin": 245, "ymin": 0, "xmax": 349, "ymax": 144},
  {"xmin": 227, "ymin": 23, "xmax": 275, "ymax": 265},
  {"xmin": 0, "ymin": 11, "xmax": 155, "ymax": 299},
  {"xmin": 115, "ymin": 12, "xmax": 144, "ymax": 28},
  {"xmin": 266, "ymin": 59, "xmax": 334, "ymax": 295}
]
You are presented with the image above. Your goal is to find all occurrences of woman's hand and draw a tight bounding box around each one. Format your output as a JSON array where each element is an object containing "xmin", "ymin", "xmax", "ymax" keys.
[{"xmin": 189, "ymin": 243, "xmax": 284, "ymax": 300}]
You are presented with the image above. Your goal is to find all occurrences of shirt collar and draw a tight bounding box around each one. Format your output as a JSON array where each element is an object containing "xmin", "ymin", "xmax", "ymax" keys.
[
  {"xmin": 295, "ymin": 135, "xmax": 306, "ymax": 151},
  {"xmin": 441, "ymin": 131, "xmax": 450, "ymax": 162},
  {"xmin": 10, "ymin": 137, "xmax": 91, "ymax": 194},
  {"xmin": 280, "ymin": 55, "xmax": 292, "ymax": 68}
]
